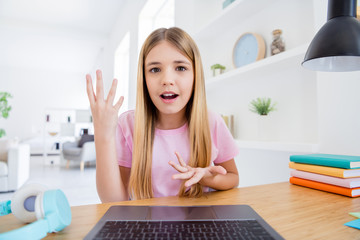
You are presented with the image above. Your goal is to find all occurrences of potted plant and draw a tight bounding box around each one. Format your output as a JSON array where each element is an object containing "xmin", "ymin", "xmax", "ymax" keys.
[
  {"xmin": 0, "ymin": 92, "xmax": 12, "ymax": 138},
  {"xmin": 211, "ymin": 63, "xmax": 226, "ymax": 76},
  {"xmin": 249, "ymin": 97, "xmax": 276, "ymax": 116},
  {"xmin": 249, "ymin": 97, "xmax": 276, "ymax": 141}
]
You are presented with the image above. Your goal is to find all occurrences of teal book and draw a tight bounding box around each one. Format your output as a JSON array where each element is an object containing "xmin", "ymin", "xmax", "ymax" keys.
[{"xmin": 290, "ymin": 154, "xmax": 360, "ymax": 169}]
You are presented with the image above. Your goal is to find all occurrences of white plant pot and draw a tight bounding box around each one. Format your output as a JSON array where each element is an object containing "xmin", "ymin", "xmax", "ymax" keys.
[{"xmin": 257, "ymin": 115, "xmax": 272, "ymax": 141}]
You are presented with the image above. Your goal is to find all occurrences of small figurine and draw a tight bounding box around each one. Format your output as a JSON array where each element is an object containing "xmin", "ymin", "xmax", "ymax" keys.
[{"xmin": 271, "ymin": 29, "xmax": 285, "ymax": 56}]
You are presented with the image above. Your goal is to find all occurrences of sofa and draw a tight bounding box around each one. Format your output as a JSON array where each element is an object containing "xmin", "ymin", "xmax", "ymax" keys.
[{"xmin": 0, "ymin": 139, "xmax": 30, "ymax": 192}]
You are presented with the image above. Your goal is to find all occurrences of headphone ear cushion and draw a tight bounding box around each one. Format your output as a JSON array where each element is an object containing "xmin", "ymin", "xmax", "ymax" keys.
[
  {"xmin": 35, "ymin": 191, "xmax": 45, "ymax": 220},
  {"xmin": 11, "ymin": 183, "xmax": 48, "ymax": 223}
]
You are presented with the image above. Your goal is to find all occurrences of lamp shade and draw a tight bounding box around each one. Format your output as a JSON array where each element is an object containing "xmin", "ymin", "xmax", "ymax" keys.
[{"xmin": 302, "ymin": 0, "xmax": 360, "ymax": 72}]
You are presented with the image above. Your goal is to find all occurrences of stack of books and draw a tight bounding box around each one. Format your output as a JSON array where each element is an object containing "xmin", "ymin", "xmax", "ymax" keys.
[{"xmin": 289, "ymin": 154, "xmax": 360, "ymax": 197}]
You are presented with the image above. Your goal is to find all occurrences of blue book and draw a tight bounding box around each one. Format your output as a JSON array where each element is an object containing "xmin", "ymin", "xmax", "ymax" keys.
[{"xmin": 289, "ymin": 154, "xmax": 360, "ymax": 169}]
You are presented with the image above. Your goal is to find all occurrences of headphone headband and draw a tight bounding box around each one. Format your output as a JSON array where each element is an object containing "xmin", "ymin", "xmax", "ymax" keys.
[
  {"xmin": 0, "ymin": 218, "xmax": 49, "ymax": 240},
  {"xmin": 0, "ymin": 200, "xmax": 11, "ymax": 216}
]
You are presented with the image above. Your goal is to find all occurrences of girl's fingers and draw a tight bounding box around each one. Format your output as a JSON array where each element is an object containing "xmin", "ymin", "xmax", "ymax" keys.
[
  {"xmin": 86, "ymin": 74, "xmax": 96, "ymax": 104},
  {"xmin": 96, "ymin": 69, "xmax": 104, "ymax": 100},
  {"xmin": 175, "ymin": 152, "xmax": 187, "ymax": 167},
  {"xmin": 185, "ymin": 171, "xmax": 204, "ymax": 187},
  {"xmin": 169, "ymin": 161, "xmax": 188, "ymax": 173},
  {"xmin": 106, "ymin": 78, "xmax": 118, "ymax": 104},
  {"xmin": 114, "ymin": 96, "xmax": 124, "ymax": 111},
  {"xmin": 209, "ymin": 166, "xmax": 227, "ymax": 175},
  {"xmin": 170, "ymin": 165, "xmax": 227, "ymax": 187},
  {"xmin": 87, "ymin": 71, "xmax": 123, "ymax": 114},
  {"xmin": 172, "ymin": 170, "xmax": 195, "ymax": 180},
  {"xmin": 107, "ymin": 78, "xmax": 124, "ymax": 111}
]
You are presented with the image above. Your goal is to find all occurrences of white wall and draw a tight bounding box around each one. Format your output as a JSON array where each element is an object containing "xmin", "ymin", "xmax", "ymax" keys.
[
  {"xmin": 0, "ymin": 2, "xmax": 148, "ymax": 142},
  {"xmin": 0, "ymin": 10, "xmax": 106, "ymax": 141},
  {"xmin": 174, "ymin": 0, "xmax": 221, "ymax": 36},
  {"xmin": 236, "ymin": 149, "xmax": 308, "ymax": 187},
  {"xmin": 0, "ymin": 65, "xmax": 89, "ymax": 140},
  {"xmin": 96, "ymin": 1, "xmax": 147, "ymax": 111},
  {"xmin": 317, "ymin": 72, "xmax": 360, "ymax": 155}
]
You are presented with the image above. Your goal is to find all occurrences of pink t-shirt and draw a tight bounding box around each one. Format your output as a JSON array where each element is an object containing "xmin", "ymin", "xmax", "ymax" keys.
[{"xmin": 115, "ymin": 110, "xmax": 239, "ymax": 198}]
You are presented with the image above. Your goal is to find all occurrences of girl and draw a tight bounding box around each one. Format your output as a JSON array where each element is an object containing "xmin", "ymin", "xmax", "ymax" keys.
[{"xmin": 86, "ymin": 27, "xmax": 239, "ymax": 202}]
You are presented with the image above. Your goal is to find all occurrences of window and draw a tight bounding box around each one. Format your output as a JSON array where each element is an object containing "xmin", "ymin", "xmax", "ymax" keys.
[
  {"xmin": 114, "ymin": 32, "xmax": 130, "ymax": 115},
  {"xmin": 138, "ymin": 0, "xmax": 175, "ymax": 54}
]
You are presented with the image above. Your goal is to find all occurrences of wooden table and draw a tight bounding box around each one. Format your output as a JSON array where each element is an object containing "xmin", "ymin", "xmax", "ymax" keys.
[{"xmin": 1, "ymin": 182, "xmax": 360, "ymax": 239}]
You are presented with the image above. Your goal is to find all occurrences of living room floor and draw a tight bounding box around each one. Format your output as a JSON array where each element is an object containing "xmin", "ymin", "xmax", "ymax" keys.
[{"xmin": 0, "ymin": 155, "xmax": 101, "ymax": 206}]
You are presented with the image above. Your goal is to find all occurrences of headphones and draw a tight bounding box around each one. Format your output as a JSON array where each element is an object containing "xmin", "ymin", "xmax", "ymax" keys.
[{"xmin": 0, "ymin": 183, "xmax": 71, "ymax": 240}]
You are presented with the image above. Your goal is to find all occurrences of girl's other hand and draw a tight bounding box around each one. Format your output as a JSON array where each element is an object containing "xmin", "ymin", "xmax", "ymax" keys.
[
  {"xmin": 86, "ymin": 70, "xmax": 124, "ymax": 140},
  {"xmin": 169, "ymin": 152, "xmax": 227, "ymax": 188}
]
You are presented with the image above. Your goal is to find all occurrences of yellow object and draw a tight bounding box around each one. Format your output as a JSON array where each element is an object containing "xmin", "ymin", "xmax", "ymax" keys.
[{"xmin": 289, "ymin": 162, "xmax": 360, "ymax": 178}]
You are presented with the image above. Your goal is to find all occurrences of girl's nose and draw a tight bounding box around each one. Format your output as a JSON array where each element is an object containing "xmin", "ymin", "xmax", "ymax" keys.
[{"xmin": 161, "ymin": 68, "xmax": 175, "ymax": 85}]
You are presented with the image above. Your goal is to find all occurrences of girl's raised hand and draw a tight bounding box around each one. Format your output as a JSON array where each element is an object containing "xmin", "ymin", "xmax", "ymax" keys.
[
  {"xmin": 169, "ymin": 152, "xmax": 227, "ymax": 188},
  {"xmin": 86, "ymin": 70, "xmax": 124, "ymax": 140}
]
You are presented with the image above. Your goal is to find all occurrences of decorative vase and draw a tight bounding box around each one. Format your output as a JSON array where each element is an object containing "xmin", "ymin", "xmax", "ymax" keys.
[
  {"xmin": 271, "ymin": 29, "xmax": 285, "ymax": 56},
  {"xmin": 257, "ymin": 115, "xmax": 272, "ymax": 141}
]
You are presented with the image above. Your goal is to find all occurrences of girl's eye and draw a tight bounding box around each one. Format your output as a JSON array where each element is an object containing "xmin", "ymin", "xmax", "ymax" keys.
[
  {"xmin": 176, "ymin": 66, "xmax": 187, "ymax": 71},
  {"xmin": 150, "ymin": 68, "xmax": 160, "ymax": 73}
]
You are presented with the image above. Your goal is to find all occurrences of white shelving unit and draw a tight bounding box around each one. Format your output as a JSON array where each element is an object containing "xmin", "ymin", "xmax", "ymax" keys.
[
  {"xmin": 193, "ymin": 0, "xmax": 282, "ymax": 42},
  {"xmin": 206, "ymin": 44, "xmax": 309, "ymax": 87},
  {"xmin": 191, "ymin": 0, "xmax": 318, "ymax": 151},
  {"xmin": 43, "ymin": 108, "xmax": 93, "ymax": 165}
]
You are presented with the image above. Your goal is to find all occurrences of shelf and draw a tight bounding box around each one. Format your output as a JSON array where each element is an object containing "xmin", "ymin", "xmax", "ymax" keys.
[
  {"xmin": 205, "ymin": 43, "xmax": 309, "ymax": 87},
  {"xmin": 236, "ymin": 140, "xmax": 318, "ymax": 153},
  {"xmin": 194, "ymin": 0, "xmax": 281, "ymax": 41},
  {"xmin": 43, "ymin": 108, "xmax": 93, "ymax": 162},
  {"xmin": 193, "ymin": 1, "xmax": 319, "ymax": 154}
]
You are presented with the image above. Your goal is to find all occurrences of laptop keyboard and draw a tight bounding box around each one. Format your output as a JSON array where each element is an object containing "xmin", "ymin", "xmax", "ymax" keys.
[{"xmin": 93, "ymin": 219, "xmax": 275, "ymax": 240}]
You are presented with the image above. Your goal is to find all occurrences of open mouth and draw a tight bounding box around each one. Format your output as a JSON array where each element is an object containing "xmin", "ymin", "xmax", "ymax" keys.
[{"xmin": 160, "ymin": 93, "xmax": 179, "ymax": 100}]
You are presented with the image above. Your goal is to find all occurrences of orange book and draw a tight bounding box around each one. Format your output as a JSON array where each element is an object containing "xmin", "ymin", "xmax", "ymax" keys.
[{"xmin": 289, "ymin": 177, "xmax": 360, "ymax": 197}]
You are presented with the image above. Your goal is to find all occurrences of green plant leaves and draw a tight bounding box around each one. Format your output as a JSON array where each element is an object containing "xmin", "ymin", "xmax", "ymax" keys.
[
  {"xmin": 0, "ymin": 92, "xmax": 12, "ymax": 138},
  {"xmin": 249, "ymin": 97, "xmax": 276, "ymax": 115},
  {"xmin": 0, "ymin": 92, "xmax": 12, "ymax": 119}
]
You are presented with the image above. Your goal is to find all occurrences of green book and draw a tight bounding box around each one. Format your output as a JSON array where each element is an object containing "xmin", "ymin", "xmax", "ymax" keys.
[{"xmin": 289, "ymin": 154, "xmax": 360, "ymax": 169}]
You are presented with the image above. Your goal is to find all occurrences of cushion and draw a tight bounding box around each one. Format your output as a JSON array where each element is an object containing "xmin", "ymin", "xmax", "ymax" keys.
[
  {"xmin": 62, "ymin": 147, "xmax": 82, "ymax": 156},
  {"xmin": 0, "ymin": 138, "xmax": 19, "ymax": 161},
  {"xmin": 78, "ymin": 134, "xmax": 94, "ymax": 148},
  {"xmin": 0, "ymin": 161, "xmax": 8, "ymax": 176}
]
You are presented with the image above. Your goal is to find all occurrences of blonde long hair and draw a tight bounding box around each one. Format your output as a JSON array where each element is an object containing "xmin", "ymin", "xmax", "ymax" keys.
[{"xmin": 129, "ymin": 27, "xmax": 211, "ymax": 200}]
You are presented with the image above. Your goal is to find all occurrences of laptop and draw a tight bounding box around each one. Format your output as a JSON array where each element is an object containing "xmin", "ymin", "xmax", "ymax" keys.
[{"xmin": 84, "ymin": 205, "xmax": 284, "ymax": 240}]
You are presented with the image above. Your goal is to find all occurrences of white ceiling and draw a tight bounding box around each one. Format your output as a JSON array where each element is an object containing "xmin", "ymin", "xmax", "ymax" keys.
[{"xmin": 0, "ymin": 0, "xmax": 127, "ymax": 73}]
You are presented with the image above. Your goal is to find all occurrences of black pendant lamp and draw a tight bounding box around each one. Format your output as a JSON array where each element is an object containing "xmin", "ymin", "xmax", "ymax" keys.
[{"xmin": 302, "ymin": 0, "xmax": 360, "ymax": 72}]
